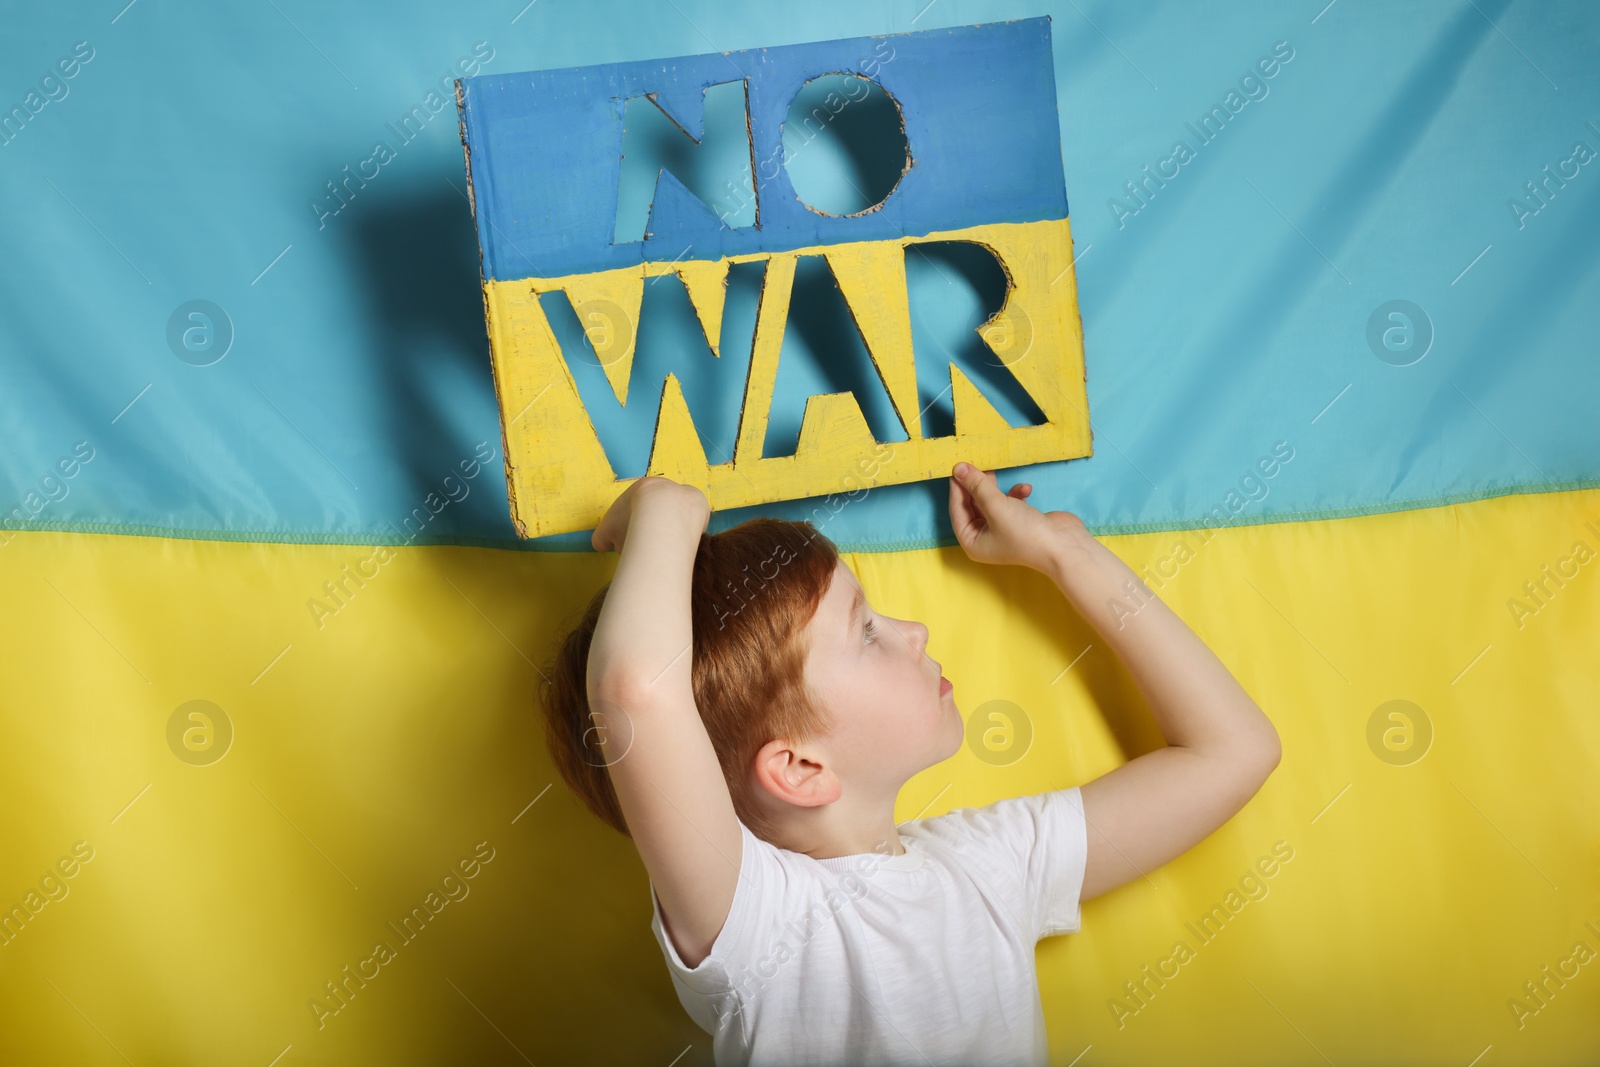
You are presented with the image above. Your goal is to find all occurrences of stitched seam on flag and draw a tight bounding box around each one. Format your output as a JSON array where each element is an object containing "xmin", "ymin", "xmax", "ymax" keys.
[{"xmin": 3, "ymin": 478, "xmax": 1597, "ymax": 552}]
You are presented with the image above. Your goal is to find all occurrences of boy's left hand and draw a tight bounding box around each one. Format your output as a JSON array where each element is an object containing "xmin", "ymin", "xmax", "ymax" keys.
[
  {"xmin": 592, "ymin": 475, "xmax": 709, "ymax": 554},
  {"xmin": 948, "ymin": 461, "xmax": 1087, "ymax": 571}
]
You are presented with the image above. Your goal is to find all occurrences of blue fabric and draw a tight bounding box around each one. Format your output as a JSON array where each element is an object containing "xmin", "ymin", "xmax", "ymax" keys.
[{"xmin": 1, "ymin": 0, "xmax": 1595, "ymax": 553}]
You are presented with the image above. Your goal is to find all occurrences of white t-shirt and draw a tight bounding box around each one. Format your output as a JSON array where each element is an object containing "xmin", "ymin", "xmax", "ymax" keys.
[{"xmin": 648, "ymin": 786, "xmax": 1090, "ymax": 1067}]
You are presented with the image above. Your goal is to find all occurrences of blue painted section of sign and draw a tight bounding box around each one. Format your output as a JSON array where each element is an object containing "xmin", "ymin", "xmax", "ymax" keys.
[{"xmin": 457, "ymin": 18, "xmax": 1068, "ymax": 280}]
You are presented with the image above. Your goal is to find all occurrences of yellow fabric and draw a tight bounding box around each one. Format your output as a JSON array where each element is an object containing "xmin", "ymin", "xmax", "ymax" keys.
[{"xmin": 0, "ymin": 488, "xmax": 1595, "ymax": 1064}]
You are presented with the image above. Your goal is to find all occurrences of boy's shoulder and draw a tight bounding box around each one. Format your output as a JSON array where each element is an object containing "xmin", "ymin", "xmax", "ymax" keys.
[
  {"xmin": 900, "ymin": 786, "xmax": 1084, "ymax": 851},
  {"xmin": 899, "ymin": 786, "xmax": 1090, "ymax": 939}
]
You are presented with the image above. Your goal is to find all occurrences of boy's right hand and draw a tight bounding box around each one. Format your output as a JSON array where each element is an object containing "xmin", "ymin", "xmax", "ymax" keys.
[
  {"xmin": 949, "ymin": 461, "xmax": 1089, "ymax": 571},
  {"xmin": 592, "ymin": 475, "xmax": 710, "ymax": 554}
]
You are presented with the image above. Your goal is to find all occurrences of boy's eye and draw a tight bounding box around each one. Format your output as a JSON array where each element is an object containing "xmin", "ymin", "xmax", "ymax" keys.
[{"xmin": 863, "ymin": 619, "xmax": 878, "ymax": 645}]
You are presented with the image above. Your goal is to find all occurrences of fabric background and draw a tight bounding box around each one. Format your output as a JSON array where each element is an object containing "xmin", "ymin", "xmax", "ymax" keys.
[{"xmin": 1, "ymin": 1, "xmax": 1596, "ymax": 1064}]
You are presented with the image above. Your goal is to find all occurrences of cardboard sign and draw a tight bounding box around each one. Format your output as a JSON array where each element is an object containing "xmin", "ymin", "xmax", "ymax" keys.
[{"xmin": 456, "ymin": 18, "xmax": 1090, "ymax": 538}]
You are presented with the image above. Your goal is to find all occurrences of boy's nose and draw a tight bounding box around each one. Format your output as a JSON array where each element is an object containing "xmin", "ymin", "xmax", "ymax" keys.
[
  {"xmin": 885, "ymin": 615, "xmax": 930, "ymax": 658},
  {"xmin": 900, "ymin": 618, "xmax": 929, "ymax": 656}
]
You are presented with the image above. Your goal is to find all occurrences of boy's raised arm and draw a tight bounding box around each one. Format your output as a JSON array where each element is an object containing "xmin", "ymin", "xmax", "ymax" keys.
[
  {"xmin": 586, "ymin": 477, "xmax": 742, "ymax": 969},
  {"xmin": 948, "ymin": 463, "xmax": 1282, "ymax": 905},
  {"xmin": 1040, "ymin": 515, "xmax": 1281, "ymax": 902}
]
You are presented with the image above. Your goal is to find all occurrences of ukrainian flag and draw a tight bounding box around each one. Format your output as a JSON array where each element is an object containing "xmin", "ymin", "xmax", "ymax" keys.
[{"xmin": 1, "ymin": 3, "xmax": 1595, "ymax": 1065}]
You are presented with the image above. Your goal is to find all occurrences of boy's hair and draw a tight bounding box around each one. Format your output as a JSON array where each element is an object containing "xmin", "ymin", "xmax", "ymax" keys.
[{"xmin": 539, "ymin": 517, "xmax": 840, "ymax": 843}]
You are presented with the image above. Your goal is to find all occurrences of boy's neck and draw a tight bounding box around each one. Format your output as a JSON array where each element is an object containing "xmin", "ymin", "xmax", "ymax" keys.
[{"xmin": 766, "ymin": 792, "xmax": 909, "ymax": 860}]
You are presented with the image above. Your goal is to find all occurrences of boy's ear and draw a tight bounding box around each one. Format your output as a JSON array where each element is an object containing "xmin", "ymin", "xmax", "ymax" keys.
[{"xmin": 753, "ymin": 738, "xmax": 840, "ymax": 808}]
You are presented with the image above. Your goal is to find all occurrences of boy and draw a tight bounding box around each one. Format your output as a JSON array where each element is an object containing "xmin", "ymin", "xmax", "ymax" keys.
[{"xmin": 540, "ymin": 462, "xmax": 1281, "ymax": 1066}]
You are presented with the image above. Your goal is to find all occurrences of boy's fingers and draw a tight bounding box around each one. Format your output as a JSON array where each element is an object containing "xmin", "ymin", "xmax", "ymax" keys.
[
  {"xmin": 955, "ymin": 463, "xmax": 1024, "ymax": 526},
  {"xmin": 948, "ymin": 475, "xmax": 976, "ymax": 537},
  {"xmin": 949, "ymin": 475, "xmax": 993, "ymax": 551},
  {"xmin": 952, "ymin": 462, "xmax": 1002, "ymax": 505}
]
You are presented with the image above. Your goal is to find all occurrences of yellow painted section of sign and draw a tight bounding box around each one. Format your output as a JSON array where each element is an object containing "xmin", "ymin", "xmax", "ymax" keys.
[
  {"xmin": 484, "ymin": 217, "xmax": 1090, "ymax": 538},
  {"xmin": 673, "ymin": 258, "xmax": 731, "ymax": 357}
]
